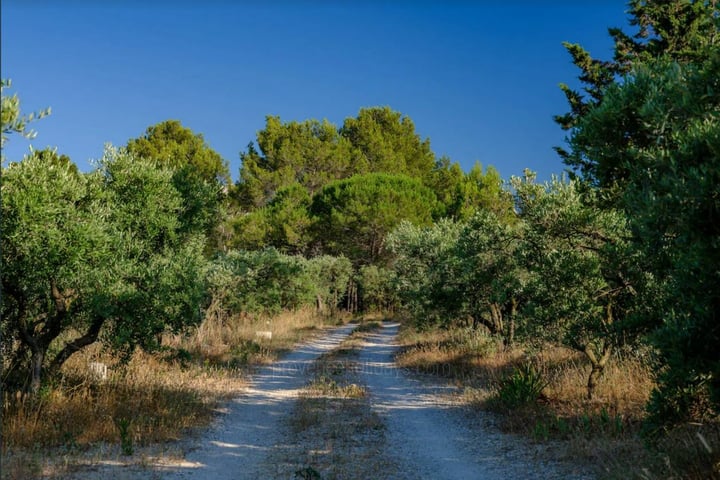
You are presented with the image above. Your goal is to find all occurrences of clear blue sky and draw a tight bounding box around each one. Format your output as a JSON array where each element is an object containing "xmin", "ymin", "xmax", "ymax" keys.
[{"xmin": 1, "ymin": 1, "xmax": 630, "ymax": 182}]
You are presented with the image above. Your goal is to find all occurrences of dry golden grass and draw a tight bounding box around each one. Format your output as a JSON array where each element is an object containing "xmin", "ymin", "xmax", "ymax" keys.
[
  {"xmin": 395, "ymin": 322, "xmax": 720, "ymax": 480},
  {"xmin": 3, "ymin": 347, "xmax": 245, "ymax": 449},
  {"xmin": 2, "ymin": 345, "xmax": 246, "ymax": 479},
  {"xmin": 1, "ymin": 307, "xmax": 348, "ymax": 479},
  {"xmin": 273, "ymin": 324, "xmax": 394, "ymax": 479},
  {"xmin": 396, "ymin": 325, "xmax": 520, "ymax": 385},
  {"xmin": 165, "ymin": 306, "xmax": 349, "ymax": 366}
]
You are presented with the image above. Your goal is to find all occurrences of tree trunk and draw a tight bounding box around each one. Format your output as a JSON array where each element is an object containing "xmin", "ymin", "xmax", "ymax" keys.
[
  {"xmin": 345, "ymin": 280, "xmax": 358, "ymax": 313},
  {"xmin": 48, "ymin": 315, "xmax": 105, "ymax": 375},
  {"xmin": 508, "ymin": 298, "xmax": 517, "ymax": 347},
  {"xmin": 17, "ymin": 319, "xmax": 46, "ymax": 395},
  {"xmin": 472, "ymin": 314, "xmax": 499, "ymax": 336},
  {"xmin": 584, "ymin": 343, "xmax": 612, "ymax": 400},
  {"xmin": 29, "ymin": 349, "xmax": 44, "ymax": 395},
  {"xmin": 489, "ymin": 302, "xmax": 503, "ymax": 335},
  {"xmin": 16, "ymin": 279, "xmax": 74, "ymax": 394}
]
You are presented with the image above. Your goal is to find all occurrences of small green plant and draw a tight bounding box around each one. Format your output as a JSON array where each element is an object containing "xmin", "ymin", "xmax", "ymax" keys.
[
  {"xmin": 553, "ymin": 415, "xmax": 570, "ymax": 437},
  {"xmin": 295, "ymin": 465, "xmax": 322, "ymax": 479},
  {"xmin": 613, "ymin": 413, "xmax": 624, "ymax": 436},
  {"xmin": 114, "ymin": 417, "xmax": 133, "ymax": 456},
  {"xmin": 599, "ymin": 407, "xmax": 610, "ymax": 428},
  {"xmin": 533, "ymin": 421, "xmax": 550, "ymax": 441},
  {"xmin": 580, "ymin": 412, "xmax": 592, "ymax": 435},
  {"xmin": 168, "ymin": 347, "xmax": 194, "ymax": 366},
  {"xmin": 597, "ymin": 407, "xmax": 624, "ymax": 437},
  {"xmin": 494, "ymin": 363, "xmax": 548, "ymax": 409},
  {"xmin": 311, "ymin": 375, "xmax": 339, "ymax": 395},
  {"xmin": 230, "ymin": 339, "xmax": 263, "ymax": 364}
]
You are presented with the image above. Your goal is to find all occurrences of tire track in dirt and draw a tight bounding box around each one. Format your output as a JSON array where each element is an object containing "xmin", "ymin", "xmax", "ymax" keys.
[
  {"xmin": 65, "ymin": 324, "xmax": 356, "ymax": 480},
  {"xmin": 160, "ymin": 323, "xmax": 357, "ymax": 479},
  {"xmin": 355, "ymin": 322, "xmax": 595, "ymax": 480}
]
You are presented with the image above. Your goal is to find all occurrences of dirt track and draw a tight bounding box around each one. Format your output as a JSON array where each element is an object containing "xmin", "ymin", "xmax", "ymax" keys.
[
  {"xmin": 65, "ymin": 322, "xmax": 594, "ymax": 479},
  {"xmin": 354, "ymin": 323, "xmax": 594, "ymax": 479}
]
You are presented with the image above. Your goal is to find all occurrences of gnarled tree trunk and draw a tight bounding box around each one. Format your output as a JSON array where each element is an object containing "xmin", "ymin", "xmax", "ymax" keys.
[
  {"xmin": 583, "ymin": 302, "xmax": 615, "ymax": 400},
  {"xmin": 14, "ymin": 280, "xmax": 102, "ymax": 394},
  {"xmin": 585, "ymin": 342, "xmax": 612, "ymax": 400}
]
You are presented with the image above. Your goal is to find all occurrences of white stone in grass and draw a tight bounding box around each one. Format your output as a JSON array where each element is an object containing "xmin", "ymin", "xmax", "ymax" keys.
[
  {"xmin": 88, "ymin": 361, "xmax": 108, "ymax": 381},
  {"xmin": 255, "ymin": 331, "xmax": 273, "ymax": 341}
]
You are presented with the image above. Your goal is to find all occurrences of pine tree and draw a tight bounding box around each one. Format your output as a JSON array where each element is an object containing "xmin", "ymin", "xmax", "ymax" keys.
[{"xmin": 556, "ymin": 0, "xmax": 719, "ymax": 186}]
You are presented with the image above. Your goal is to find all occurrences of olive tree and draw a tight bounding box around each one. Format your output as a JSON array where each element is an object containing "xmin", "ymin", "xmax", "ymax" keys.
[
  {"xmin": 386, "ymin": 219, "xmax": 464, "ymax": 328},
  {"xmin": 2, "ymin": 146, "xmax": 209, "ymax": 392},
  {"xmin": 455, "ymin": 209, "xmax": 524, "ymax": 345},
  {"xmin": 567, "ymin": 54, "xmax": 720, "ymax": 428},
  {"xmin": 513, "ymin": 173, "xmax": 636, "ymax": 399}
]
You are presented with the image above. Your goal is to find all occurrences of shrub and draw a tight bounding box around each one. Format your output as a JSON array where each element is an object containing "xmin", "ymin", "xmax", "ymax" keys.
[{"xmin": 493, "ymin": 363, "xmax": 548, "ymax": 410}]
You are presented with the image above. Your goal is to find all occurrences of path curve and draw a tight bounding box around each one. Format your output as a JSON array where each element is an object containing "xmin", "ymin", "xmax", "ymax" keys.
[{"xmin": 356, "ymin": 322, "xmax": 594, "ymax": 480}]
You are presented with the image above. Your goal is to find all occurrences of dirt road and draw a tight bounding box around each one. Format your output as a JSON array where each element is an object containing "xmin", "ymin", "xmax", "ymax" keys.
[
  {"xmin": 355, "ymin": 322, "xmax": 593, "ymax": 479},
  {"xmin": 158, "ymin": 323, "xmax": 357, "ymax": 479},
  {"xmin": 68, "ymin": 322, "xmax": 593, "ymax": 479}
]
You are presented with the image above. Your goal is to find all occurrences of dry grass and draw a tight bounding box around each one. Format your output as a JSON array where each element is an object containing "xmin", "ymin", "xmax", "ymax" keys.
[
  {"xmin": 266, "ymin": 323, "xmax": 395, "ymax": 479},
  {"xmin": 165, "ymin": 306, "xmax": 349, "ymax": 367},
  {"xmin": 396, "ymin": 326, "xmax": 517, "ymax": 384},
  {"xmin": 395, "ymin": 322, "xmax": 720, "ymax": 480},
  {"xmin": 2, "ymin": 345, "xmax": 246, "ymax": 479},
  {"xmin": 1, "ymin": 308, "xmax": 348, "ymax": 479}
]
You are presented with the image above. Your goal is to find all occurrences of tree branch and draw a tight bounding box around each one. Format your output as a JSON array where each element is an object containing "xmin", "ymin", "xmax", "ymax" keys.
[{"xmin": 48, "ymin": 315, "xmax": 105, "ymax": 375}]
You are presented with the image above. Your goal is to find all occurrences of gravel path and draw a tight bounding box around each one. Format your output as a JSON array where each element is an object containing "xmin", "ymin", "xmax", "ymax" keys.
[
  {"xmin": 152, "ymin": 323, "xmax": 357, "ymax": 479},
  {"xmin": 62, "ymin": 322, "xmax": 595, "ymax": 479},
  {"xmin": 355, "ymin": 322, "xmax": 595, "ymax": 480},
  {"xmin": 54, "ymin": 325, "xmax": 356, "ymax": 480}
]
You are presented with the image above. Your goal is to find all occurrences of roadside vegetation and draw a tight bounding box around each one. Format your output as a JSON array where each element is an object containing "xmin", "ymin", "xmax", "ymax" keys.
[
  {"xmin": 2, "ymin": 2, "xmax": 719, "ymax": 479},
  {"xmin": 1, "ymin": 309, "xmax": 344, "ymax": 479}
]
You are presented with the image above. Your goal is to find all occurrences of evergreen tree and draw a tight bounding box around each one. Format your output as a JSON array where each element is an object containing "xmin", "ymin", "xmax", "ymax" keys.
[
  {"xmin": 127, "ymin": 120, "xmax": 228, "ymax": 238},
  {"xmin": 310, "ymin": 173, "xmax": 438, "ymax": 265},
  {"xmin": 556, "ymin": 0, "xmax": 719, "ymax": 187},
  {"xmin": 235, "ymin": 116, "xmax": 355, "ymax": 209},
  {"xmin": 339, "ymin": 106, "xmax": 436, "ymax": 181}
]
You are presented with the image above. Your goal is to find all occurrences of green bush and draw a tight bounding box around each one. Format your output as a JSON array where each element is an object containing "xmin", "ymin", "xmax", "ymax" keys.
[
  {"xmin": 493, "ymin": 363, "xmax": 547, "ymax": 410},
  {"xmin": 357, "ymin": 265, "xmax": 397, "ymax": 312},
  {"xmin": 208, "ymin": 248, "xmax": 315, "ymax": 315},
  {"xmin": 306, "ymin": 255, "xmax": 352, "ymax": 312}
]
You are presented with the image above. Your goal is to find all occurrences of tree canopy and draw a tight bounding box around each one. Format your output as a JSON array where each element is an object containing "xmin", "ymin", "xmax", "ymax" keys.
[
  {"xmin": 127, "ymin": 120, "xmax": 229, "ymax": 239},
  {"xmin": 556, "ymin": 0, "xmax": 719, "ymax": 186},
  {"xmin": 236, "ymin": 117, "xmax": 355, "ymax": 209},
  {"xmin": 339, "ymin": 106, "xmax": 436, "ymax": 180},
  {"xmin": 310, "ymin": 173, "xmax": 438, "ymax": 265},
  {"xmin": 235, "ymin": 106, "xmax": 438, "ymax": 211},
  {"xmin": 126, "ymin": 119, "xmax": 229, "ymax": 184},
  {"xmin": 2, "ymin": 146, "xmax": 209, "ymax": 392}
]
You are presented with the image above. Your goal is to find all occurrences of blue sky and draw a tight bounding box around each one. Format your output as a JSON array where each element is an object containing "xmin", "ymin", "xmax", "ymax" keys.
[{"xmin": 1, "ymin": 1, "xmax": 629, "ymax": 182}]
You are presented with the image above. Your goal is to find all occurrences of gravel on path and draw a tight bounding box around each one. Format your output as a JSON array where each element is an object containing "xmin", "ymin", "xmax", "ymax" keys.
[
  {"xmin": 159, "ymin": 323, "xmax": 357, "ymax": 479},
  {"xmin": 355, "ymin": 322, "xmax": 596, "ymax": 480},
  {"xmin": 60, "ymin": 323, "xmax": 356, "ymax": 480},
  {"xmin": 61, "ymin": 321, "xmax": 596, "ymax": 480}
]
